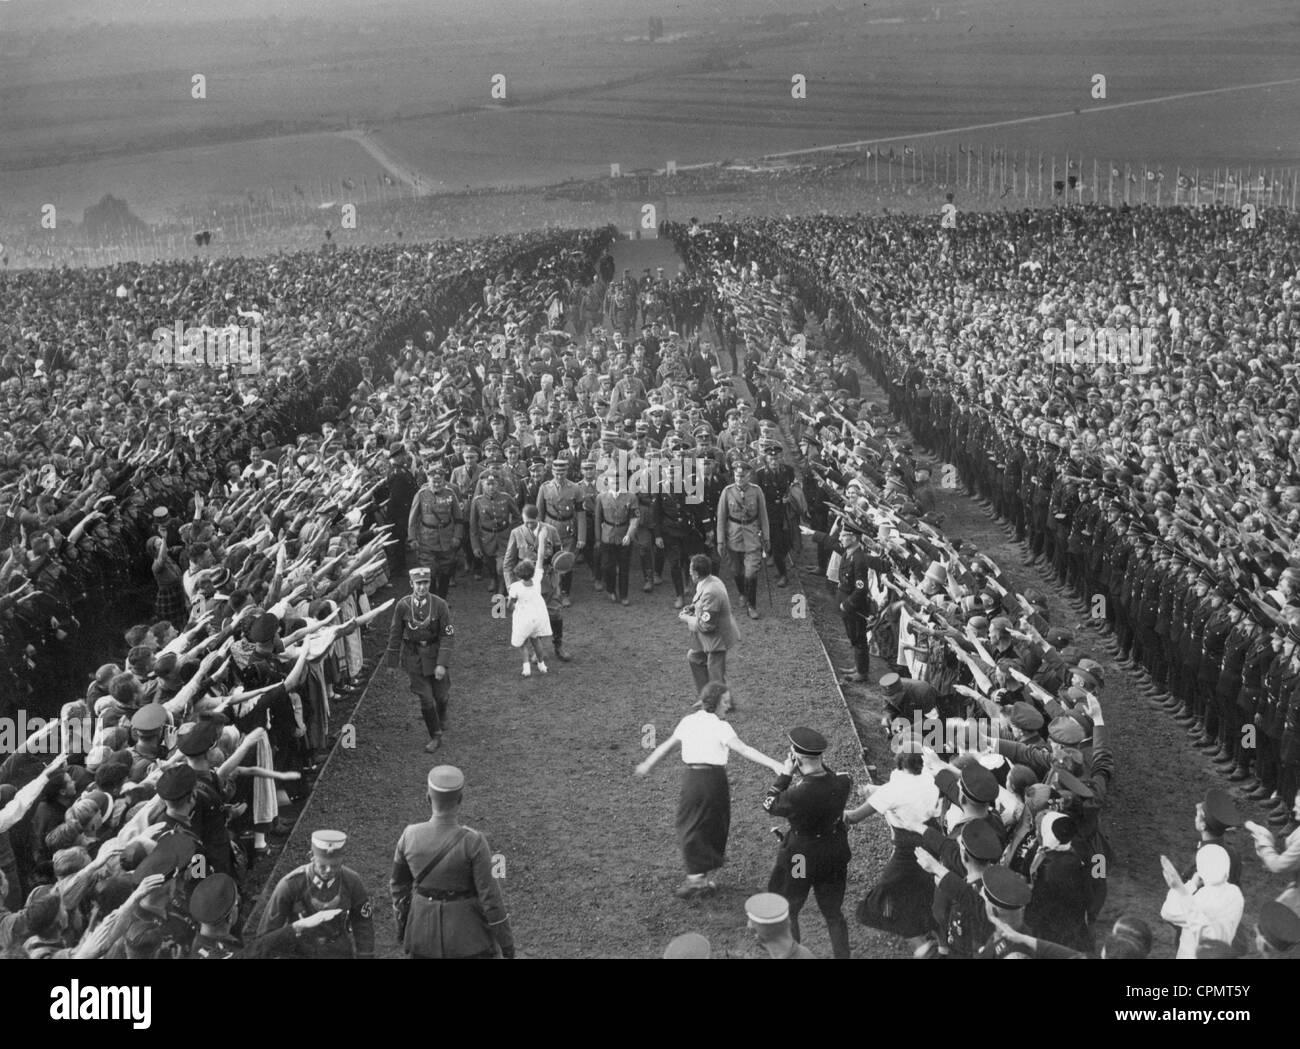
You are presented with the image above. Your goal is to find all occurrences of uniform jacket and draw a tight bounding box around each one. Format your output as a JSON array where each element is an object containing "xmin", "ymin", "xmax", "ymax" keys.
[
  {"xmin": 717, "ymin": 481, "xmax": 769, "ymax": 552},
  {"xmin": 385, "ymin": 593, "xmax": 454, "ymax": 676}
]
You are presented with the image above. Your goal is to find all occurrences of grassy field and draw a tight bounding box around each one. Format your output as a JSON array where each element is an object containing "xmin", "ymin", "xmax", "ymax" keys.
[{"xmin": 2, "ymin": 0, "xmax": 1298, "ymax": 228}]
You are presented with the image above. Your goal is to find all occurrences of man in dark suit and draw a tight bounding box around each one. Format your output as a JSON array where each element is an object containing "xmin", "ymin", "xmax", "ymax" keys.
[{"xmin": 679, "ymin": 554, "xmax": 739, "ymax": 692}]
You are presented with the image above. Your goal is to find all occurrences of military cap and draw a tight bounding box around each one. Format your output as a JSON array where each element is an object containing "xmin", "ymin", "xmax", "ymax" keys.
[
  {"xmin": 1053, "ymin": 768, "xmax": 1095, "ymax": 799},
  {"xmin": 409, "ymin": 567, "xmax": 431, "ymax": 583},
  {"xmin": 310, "ymin": 830, "xmax": 347, "ymax": 857},
  {"xmin": 1044, "ymin": 627, "xmax": 1073, "ymax": 648},
  {"xmin": 763, "ymin": 442, "xmax": 784, "ymax": 454},
  {"xmin": 1202, "ymin": 788, "xmax": 1242, "ymax": 830},
  {"xmin": 528, "ymin": 455, "xmax": 547, "ymax": 467},
  {"xmin": 427, "ymin": 765, "xmax": 465, "ymax": 793},
  {"xmin": 1009, "ymin": 702, "xmax": 1045, "ymax": 733},
  {"xmin": 190, "ymin": 872, "xmax": 239, "ymax": 924},
  {"xmin": 788, "ymin": 727, "xmax": 828, "ymax": 756},
  {"xmin": 136, "ymin": 831, "xmax": 197, "ymax": 882},
  {"xmin": 1048, "ymin": 716, "xmax": 1085, "ymax": 746},
  {"xmin": 1258, "ymin": 900, "xmax": 1300, "ymax": 951},
  {"xmin": 959, "ymin": 763, "xmax": 999, "ymax": 804},
  {"xmin": 960, "ymin": 819, "xmax": 1003, "ymax": 862},
  {"xmin": 488, "ymin": 412, "xmax": 507, "ymax": 424},
  {"xmin": 934, "ymin": 767, "xmax": 961, "ymax": 805},
  {"xmin": 156, "ymin": 764, "xmax": 198, "ymax": 802},
  {"xmin": 176, "ymin": 719, "xmax": 219, "ymax": 757},
  {"xmin": 551, "ymin": 457, "xmax": 569, "ymax": 469},
  {"xmin": 152, "ymin": 505, "xmax": 170, "ymax": 520},
  {"xmin": 246, "ymin": 612, "xmax": 280, "ymax": 644},
  {"xmin": 732, "ymin": 459, "xmax": 754, "ymax": 474},
  {"xmin": 600, "ymin": 429, "xmax": 619, "ymax": 441},
  {"xmin": 745, "ymin": 892, "xmax": 791, "ymax": 924},
  {"xmin": 879, "ymin": 672, "xmax": 902, "ymax": 695},
  {"xmin": 981, "ymin": 865, "xmax": 1032, "ymax": 909},
  {"xmin": 124, "ymin": 701, "xmax": 167, "ymax": 736},
  {"xmin": 662, "ymin": 932, "xmax": 712, "ymax": 959}
]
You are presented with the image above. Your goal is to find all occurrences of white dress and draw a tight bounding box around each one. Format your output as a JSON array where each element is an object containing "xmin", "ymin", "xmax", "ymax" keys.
[{"xmin": 508, "ymin": 579, "xmax": 552, "ymax": 647}]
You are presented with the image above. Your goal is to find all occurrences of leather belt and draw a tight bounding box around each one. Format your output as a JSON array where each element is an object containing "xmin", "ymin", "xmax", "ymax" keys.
[
  {"xmin": 686, "ymin": 763, "xmax": 724, "ymax": 770},
  {"xmin": 416, "ymin": 888, "xmax": 475, "ymax": 901}
]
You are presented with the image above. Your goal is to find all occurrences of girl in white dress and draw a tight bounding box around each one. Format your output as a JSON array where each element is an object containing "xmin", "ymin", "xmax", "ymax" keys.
[{"xmin": 506, "ymin": 560, "xmax": 552, "ymax": 677}]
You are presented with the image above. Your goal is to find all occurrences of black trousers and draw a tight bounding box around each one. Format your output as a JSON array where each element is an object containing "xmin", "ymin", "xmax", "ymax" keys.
[{"xmin": 602, "ymin": 542, "xmax": 633, "ymax": 599}]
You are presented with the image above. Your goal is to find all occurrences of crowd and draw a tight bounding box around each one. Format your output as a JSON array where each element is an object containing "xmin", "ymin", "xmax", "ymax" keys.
[
  {"xmin": 0, "ymin": 230, "xmax": 610, "ymax": 710},
  {"xmin": 647, "ymin": 204, "xmax": 1300, "ymax": 958},
  {"xmin": 4, "ymin": 196, "xmax": 1300, "ymax": 959},
  {"xmin": 0, "ymin": 226, "xmax": 611, "ymax": 957}
]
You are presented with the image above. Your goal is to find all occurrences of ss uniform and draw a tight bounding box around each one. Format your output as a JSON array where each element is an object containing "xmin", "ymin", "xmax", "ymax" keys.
[
  {"xmin": 384, "ymin": 569, "xmax": 454, "ymax": 747},
  {"xmin": 259, "ymin": 830, "xmax": 375, "ymax": 959},
  {"xmin": 656, "ymin": 454, "xmax": 699, "ymax": 606},
  {"xmin": 717, "ymin": 462, "xmax": 770, "ymax": 618},
  {"xmin": 755, "ymin": 451, "xmax": 796, "ymax": 586},
  {"xmin": 408, "ymin": 471, "xmax": 464, "ymax": 598},
  {"xmin": 763, "ymin": 728, "xmax": 853, "ymax": 959}
]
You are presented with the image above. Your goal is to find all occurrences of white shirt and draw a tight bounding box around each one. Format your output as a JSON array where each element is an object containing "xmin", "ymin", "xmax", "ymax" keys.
[
  {"xmin": 674, "ymin": 710, "xmax": 737, "ymax": 766},
  {"xmin": 867, "ymin": 768, "xmax": 940, "ymax": 830}
]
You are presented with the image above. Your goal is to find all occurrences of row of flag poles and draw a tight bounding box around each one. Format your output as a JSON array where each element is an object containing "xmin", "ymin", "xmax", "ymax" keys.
[
  {"xmin": 13, "ymin": 150, "xmax": 1300, "ymax": 270},
  {"xmin": 820, "ymin": 144, "xmax": 1300, "ymax": 210}
]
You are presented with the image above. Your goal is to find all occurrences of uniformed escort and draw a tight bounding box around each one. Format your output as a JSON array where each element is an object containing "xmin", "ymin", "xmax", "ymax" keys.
[
  {"xmin": 755, "ymin": 443, "xmax": 796, "ymax": 587},
  {"xmin": 384, "ymin": 567, "xmax": 454, "ymax": 754},
  {"xmin": 717, "ymin": 460, "xmax": 770, "ymax": 619},
  {"xmin": 763, "ymin": 727, "xmax": 852, "ymax": 959},
  {"xmin": 391, "ymin": 766, "xmax": 516, "ymax": 959},
  {"xmin": 469, "ymin": 472, "xmax": 520, "ymax": 596},
  {"xmin": 258, "ymin": 830, "xmax": 375, "ymax": 959},
  {"xmin": 537, "ymin": 457, "xmax": 586, "ymax": 606},
  {"xmin": 595, "ymin": 469, "xmax": 640, "ymax": 604},
  {"xmin": 408, "ymin": 459, "xmax": 463, "ymax": 598},
  {"xmin": 189, "ymin": 871, "xmax": 344, "ymax": 958}
]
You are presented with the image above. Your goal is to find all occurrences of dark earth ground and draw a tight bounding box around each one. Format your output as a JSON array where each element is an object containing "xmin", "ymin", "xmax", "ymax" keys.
[{"xmin": 246, "ymin": 239, "xmax": 1286, "ymax": 958}]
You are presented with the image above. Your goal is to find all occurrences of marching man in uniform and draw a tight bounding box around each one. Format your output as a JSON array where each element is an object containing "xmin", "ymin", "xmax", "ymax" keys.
[
  {"xmin": 408, "ymin": 459, "xmax": 463, "ymax": 599},
  {"xmin": 385, "ymin": 567, "xmax": 455, "ymax": 753},
  {"xmin": 763, "ymin": 727, "xmax": 853, "ymax": 959},
  {"xmin": 537, "ymin": 457, "xmax": 586, "ymax": 607},
  {"xmin": 258, "ymin": 830, "xmax": 375, "ymax": 959},
  {"xmin": 391, "ymin": 765, "xmax": 516, "ymax": 959},
  {"xmin": 469, "ymin": 472, "xmax": 521, "ymax": 598},
  {"xmin": 717, "ymin": 459, "xmax": 770, "ymax": 619}
]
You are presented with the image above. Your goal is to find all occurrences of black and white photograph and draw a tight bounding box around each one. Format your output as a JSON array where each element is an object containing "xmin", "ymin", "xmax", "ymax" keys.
[{"xmin": 0, "ymin": 0, "xmax": 1298, "ymax": 1008}]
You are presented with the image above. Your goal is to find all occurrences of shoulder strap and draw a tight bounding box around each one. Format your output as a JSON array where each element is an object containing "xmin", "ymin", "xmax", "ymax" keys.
[{"xmin": 412, "ymin": 827, "xmax": 470, "ymax": 888}]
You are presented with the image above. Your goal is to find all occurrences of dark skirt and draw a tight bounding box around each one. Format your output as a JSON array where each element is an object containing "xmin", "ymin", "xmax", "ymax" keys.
[
  {"xmin": 856, "ymin": 837, "xmax": 935, "ymax": 938},
  {"xmin": 676, "ymin": 765, "xmax": 730, "ymax": 875}
]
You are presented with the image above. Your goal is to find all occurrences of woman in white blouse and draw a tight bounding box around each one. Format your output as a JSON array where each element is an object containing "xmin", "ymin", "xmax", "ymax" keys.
[{"xmin": 636, "ymin": 682, "xmax": 785, "ymax": 899}]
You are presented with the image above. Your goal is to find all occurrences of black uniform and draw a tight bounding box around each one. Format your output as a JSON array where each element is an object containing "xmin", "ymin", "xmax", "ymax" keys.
[{"xmin": 763, "ymin": 767, "xmax": 853, "ymax": 959}]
